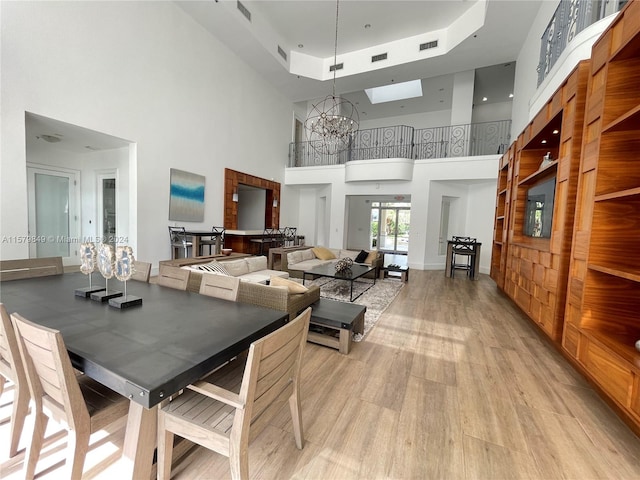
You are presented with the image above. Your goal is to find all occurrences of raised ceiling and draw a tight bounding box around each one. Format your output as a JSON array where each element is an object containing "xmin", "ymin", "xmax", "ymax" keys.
[{"xmin": 177, "ymin": 0, "xmax": 543, "ymax": 119}]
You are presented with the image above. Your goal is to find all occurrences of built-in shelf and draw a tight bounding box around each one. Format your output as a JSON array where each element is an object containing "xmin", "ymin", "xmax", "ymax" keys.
[
  {"xmin": 517, "ymin": 160, "xmax": 558, "ymax": 186},
  {"xmin": 603, "ymin": 104, "xmax": 640, "ymax": 133},
  {"xmin": 496, "ymin": 215, "xmax": 505, "ymax": 221},
  {"xmin": 580, "ymin": 328, "xmax": 640, "ymax": 370},
  {"xmin": 594, "ymin": 187, "xmax": 640, "ymax": 202},
  {"xmin": 499, "ymin": 188, "xmax": 507, "ymax": 195},
  {"xmin": 588, "ymin": 264, "xmax": 640, "ymax": 283},
  {"xmin": 494, "ymin": 240, "xmax": 503, "ymax": 246}
]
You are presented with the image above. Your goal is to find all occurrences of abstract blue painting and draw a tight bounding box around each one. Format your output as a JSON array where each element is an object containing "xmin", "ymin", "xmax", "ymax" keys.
[{"xmin": 169, "ymin": 168, "xmax": 205, "ymax": 221}]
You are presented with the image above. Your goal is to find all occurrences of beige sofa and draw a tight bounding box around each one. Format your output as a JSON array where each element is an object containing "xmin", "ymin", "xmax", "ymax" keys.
[
  {"xmin": 186, "ymin": 269, "xmax": 320, "ymax": 321},
  {"xmin": 182, "ymin": 256, "xmax": 288, "ymax": 284},
  {"xmin": 283, "ymin": 247, "xmax": 383, "ymax": 279}
]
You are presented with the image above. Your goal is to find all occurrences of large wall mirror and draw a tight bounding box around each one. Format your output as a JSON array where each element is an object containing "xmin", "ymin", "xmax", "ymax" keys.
[{"xmin": 223, "ymin": 168, "xmax": 280, "ymax": 230}]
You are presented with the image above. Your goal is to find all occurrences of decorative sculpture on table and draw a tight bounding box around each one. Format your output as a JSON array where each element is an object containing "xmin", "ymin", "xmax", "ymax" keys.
[
  {"xmin": 90, "ymin": 244, "xmax": 123, "ymax": 302},
  {"xmin": 74, "ymin": 242, "xmax": 106, "ymax": 297},
  {"xmin": 108, "ymin": 246, "xmax": 143, "ymax": 308},
  {"xmin": 335, "ymin": 257, "xmax": 353, "ymax": 273}
]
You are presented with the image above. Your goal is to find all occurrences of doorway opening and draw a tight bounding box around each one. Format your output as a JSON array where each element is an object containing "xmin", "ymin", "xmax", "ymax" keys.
[{"xmin": 369, "ymin": 201, "xmax": 410, "ymax": 254}]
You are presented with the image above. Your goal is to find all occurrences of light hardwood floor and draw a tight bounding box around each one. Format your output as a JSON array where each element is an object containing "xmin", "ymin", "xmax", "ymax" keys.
[{"xmin": 1, "ymin": 270, "xmax": 639, "ymax": 479}]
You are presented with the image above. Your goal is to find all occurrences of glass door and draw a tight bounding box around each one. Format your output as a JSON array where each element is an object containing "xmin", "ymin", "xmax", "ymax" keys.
[
  {"xmin": 27, "ymin": 166, "xmax": 80, "ymax": 265},
  {"xmin": 370, "ymin": 202, "xmax": 410, "ymax": 253}
]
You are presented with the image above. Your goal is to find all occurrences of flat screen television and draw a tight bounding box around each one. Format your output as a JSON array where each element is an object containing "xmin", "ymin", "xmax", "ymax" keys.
[{"xmin": 524, "ymin": 176, "xmax": 555, "ymax": 238}]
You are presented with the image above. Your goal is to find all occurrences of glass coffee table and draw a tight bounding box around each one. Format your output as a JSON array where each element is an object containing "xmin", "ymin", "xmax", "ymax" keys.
[{"xmin": 302, "ymin": 263, "xmax": 375, "ymax": 302}]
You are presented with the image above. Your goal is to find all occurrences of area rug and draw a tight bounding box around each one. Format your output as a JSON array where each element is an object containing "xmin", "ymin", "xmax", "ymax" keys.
[{"xmin": 305, "ymin": 277, "xmax": 404, "ymax": 341}]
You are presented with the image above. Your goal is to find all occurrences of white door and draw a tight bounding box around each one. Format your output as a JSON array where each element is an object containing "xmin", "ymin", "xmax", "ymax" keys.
[{"xmin": 27, "ymin": 165, "xmax": 81, "ymax": 265}]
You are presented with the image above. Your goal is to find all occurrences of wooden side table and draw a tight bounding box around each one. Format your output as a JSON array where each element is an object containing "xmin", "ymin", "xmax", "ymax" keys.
[{"xmin": 379, "ymin": 265, "xmax": 409, "ymax": 282}]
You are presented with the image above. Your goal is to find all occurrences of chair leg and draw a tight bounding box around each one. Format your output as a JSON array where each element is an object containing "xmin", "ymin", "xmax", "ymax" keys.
[
  {"xmin": 24, "ymin": 410, "xmax": 49, "ymax": 480},
  {"xmin": 66, "ymin": 428, "xmax": 90, "ymax": 480},
  {"xmin": 228, "ymin": 439, "xmax": 249, "ymax": 480},
  {"xmin": 157, "ymin": 412, "xmax": 174, "ymax": 480},
  {"xmin": 9, "ymin": 384, "xmax": 30, "ymax": 457},
  {"xmin": 289, "ymin": 392, "xmax": 304, "ymax": 449}
]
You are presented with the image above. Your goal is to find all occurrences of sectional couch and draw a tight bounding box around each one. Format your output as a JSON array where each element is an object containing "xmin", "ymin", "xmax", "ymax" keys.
[{"xmin": 282, "ymin": 246, "xmax": 383, "ymax": 279}]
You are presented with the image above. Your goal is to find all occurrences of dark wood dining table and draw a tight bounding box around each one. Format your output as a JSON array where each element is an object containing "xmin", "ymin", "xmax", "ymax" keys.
[{"xmin": 0, "ymin": 272, "xmax": 288, "ymax": 479}]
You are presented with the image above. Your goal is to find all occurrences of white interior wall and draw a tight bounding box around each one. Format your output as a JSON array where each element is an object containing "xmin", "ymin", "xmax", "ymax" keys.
[
  {"xmin": 472, "ymin": 101, "xmax": 514, "ymax": 123},
  {"xmin": 1, "ymin": 1, "xmax": 294, "ymax": 270},
  {"xmin": 359, "ymin": 109, "xmax": 452, "ymax": 131}
]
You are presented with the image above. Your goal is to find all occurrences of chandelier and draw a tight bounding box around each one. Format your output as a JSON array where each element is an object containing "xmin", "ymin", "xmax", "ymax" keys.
[{"xmin": 304, "ymin": 0, "xmax": 359, "ymax": 155}]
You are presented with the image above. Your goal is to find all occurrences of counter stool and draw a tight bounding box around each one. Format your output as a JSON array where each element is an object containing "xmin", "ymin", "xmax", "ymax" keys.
[{"xmin": 450, "ymin": 236, "xmax": 476, "ymax": 278}]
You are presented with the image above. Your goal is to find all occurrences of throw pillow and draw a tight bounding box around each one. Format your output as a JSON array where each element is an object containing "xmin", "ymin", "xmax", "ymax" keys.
[
  {"xmin": 270, "ymin": 276, "xmax": 309, "ymax": 294},
  {"xmin": 312, "ymin": 246, "xmax": 336, "ymax": 260},
  {"xmin": 245, "ymin": 255, "xmax": 267, "ymax": 272},
  {"xmin": 221, "ymin": 259, "xmax": 249, "ymax": 277},
  {"xmin": 364, "ymin": 249, "xmax": 378, "ymax": 265},
  {"xmin": 196, "ymin": 261, "xmax": 230, "ymax": 275},
  {"xmin": 354, "ymin": 250, "xmax": 368, "ymax": 263}
]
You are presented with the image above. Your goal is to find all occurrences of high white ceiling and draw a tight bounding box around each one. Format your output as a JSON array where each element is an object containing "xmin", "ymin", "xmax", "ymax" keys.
[{"xmin": 177, "ymin": 0, "xmax": 543, "ymax": 119}]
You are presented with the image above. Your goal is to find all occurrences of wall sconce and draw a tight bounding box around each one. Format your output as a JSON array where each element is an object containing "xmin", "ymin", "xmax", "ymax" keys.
[
  {"xmin": 273, "ymin": 195, "xmax": 278, "ymax": 208},
  {"xmin": 232, "ymin": 188, "xmax": 238, "ymax": 202}
]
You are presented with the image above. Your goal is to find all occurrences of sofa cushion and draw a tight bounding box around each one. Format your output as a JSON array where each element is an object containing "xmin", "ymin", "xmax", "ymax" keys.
[
  {"xmin": 365, "ymin": 249, "xmax": 379, "ymax": 265},
  {"xmin": 301, "ymin": 248, "xmax": 315, "ymax": 261},
  {"xmin": 354, "ymin": 250, "xmax": 368, "ymax": 263},
  {"xmin": 245, "ymin": 255, "xmax": 268, "ymax": 272},
  {"xmin": 287, "ymin": 250, "xmax": 304, "ymax": 265},
  {"xmin": 194, "ymin": 261, "xmax": 230, "ymax": 275},
  {"xmin": 312, "ymin": 246, "xmax": 336, "ymax": 260},
  {"xmin": 270, "ymin": 276, "xmax": 308, "ymax": 294},
  {"xmin": 287, "ymin": 259, "xmax": 329, "ymax": 271},
  {"xmin": 221, "ymin": 259, "xmax": 250, "ymax": 277}
]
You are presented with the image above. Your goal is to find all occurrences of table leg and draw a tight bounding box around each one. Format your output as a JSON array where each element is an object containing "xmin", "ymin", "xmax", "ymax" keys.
[
  {"xmin": 191, "ymin": 237, "xmax": 201, "ymax": 258},
  {"xmin": 121, "ymin": 401, "xmax": 157, "ymax": 479}
]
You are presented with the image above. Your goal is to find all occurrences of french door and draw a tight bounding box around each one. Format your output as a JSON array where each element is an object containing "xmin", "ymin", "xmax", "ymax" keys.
[
  {"xmin": 27, "ymin": 165, "xmax": 81, "ymax": 265},
  {"xmin": 370, "ymin": 202, "xmax": 410, "ymax": 253}
]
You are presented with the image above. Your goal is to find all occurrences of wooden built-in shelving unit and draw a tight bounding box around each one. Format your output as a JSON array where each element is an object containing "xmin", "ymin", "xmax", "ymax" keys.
[
  {"xmin": 562, "ymin": 0, "xmax": 640, "ymax": 435},
  {"xmin": 494, "ymin": 61, "xmax": 590, "ymax": 343}
]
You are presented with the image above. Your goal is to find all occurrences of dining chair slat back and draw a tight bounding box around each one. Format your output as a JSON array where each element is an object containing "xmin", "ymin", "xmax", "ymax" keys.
[
  {"xmin": 199, "ymin": 274, "xmax": 240, "ymax": 302},
  {"xmin": 157, "ymin": 307, "xmax": 311, "ymax": 480},
  {"xmin": 0, "ymin": 257, "xmax": 63, "ymax": 282},
  {"xmin": 0, "ymin": 303, "xmax": 30, "ymax": 457},
  {"xmin": 131, "ymin": 261, "xmax": 152, "ymax": 282},
  {"xmin": 156, "ymin": 265, "xmax": 190, "ymax": 291},
  {"xmin": 12, "ymin": 312, "xmax": 129, "ymax": 480}
]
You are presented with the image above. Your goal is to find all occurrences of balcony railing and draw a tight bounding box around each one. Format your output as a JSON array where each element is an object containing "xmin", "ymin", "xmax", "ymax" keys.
[
  {"xmin": 288, "ymin": 120, "xmax": 511, "ymax": 167},
  {"xmin": 537, "ymin": 0, "xmax": 625, "ymax": 86}
]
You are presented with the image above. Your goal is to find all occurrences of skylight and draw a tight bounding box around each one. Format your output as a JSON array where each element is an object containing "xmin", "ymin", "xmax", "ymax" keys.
[{"xmin": 365, "ymin": 80, "xmax": 423, "ymax": 104}]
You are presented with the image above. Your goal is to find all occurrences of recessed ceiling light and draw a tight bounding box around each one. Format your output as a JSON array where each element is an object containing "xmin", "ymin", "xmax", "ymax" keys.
[
  {"xmin": 509, "ymin": 93, "xmax": 514, "ymax": 98},
  {"xmin": 552, "ymin": 129, "xmax": 559, "ymax": 134},
  {"xmin": 482, "ymin": 97, "xmax": 488, "ymax": 102},
  {"xmin": 541, "ymin": 140, "xmax": 547, "ymax": 144}
]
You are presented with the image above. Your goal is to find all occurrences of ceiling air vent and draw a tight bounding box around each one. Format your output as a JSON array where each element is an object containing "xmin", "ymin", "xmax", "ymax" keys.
[
  {"xmin": 420, "ymin": 40, "xmax": 438, "ymax": 51},
  {"xmin": 329, "ymin": 63, "xmax": 344, "ymax": 72},
  {"xmin": 277, "ymin": 45, "xmax": 287, "ymax": 61},
  {"xmin": 237, "ymin": 1, "xmax": 251, "ymax": 21},
  {"xmin": 371, "ymin": 53, "xmax": 388, "ymax": 63}
]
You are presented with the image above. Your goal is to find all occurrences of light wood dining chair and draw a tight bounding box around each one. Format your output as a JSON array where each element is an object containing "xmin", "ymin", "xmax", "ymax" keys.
[
  {"xmin": 12, "ymin": 313, "xmax": 129, "ymax": 480},
  {"xmin": 0, "ymin": 303, "xmax": 30, "ymax": 457},
  {"xmin": 0, "ymin": 257, "xmax": 63, "ymax": 281},
  {"xmin": 157, "ymin": 307, "xmax": 311, "ymax": 480},
  {"xmin": 156, "ymin": 264, "xmax": 190, "ymax": 291},
  {"xmin": 199, "ymin": 273, "xmax": 241, "ymax": 301},
  {"xmin": 131, "ymin": 260, "xmax": 152, "ymax": 282}
]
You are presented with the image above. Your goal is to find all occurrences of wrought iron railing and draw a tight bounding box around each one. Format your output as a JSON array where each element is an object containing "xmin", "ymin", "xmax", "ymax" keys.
[
  {"xmin": 537, "ymin": 0, "xmax": 625, "ymax": 86},
  {"xmin": 288, "ymin": 120, "xmax": 511, "ymax": 167}
]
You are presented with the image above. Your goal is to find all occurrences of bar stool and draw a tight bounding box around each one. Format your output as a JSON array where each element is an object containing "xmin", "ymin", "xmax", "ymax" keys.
[
  {"xmin": 168, "ymin": 226, "xmax": 192, "ymax": 259},
  {"xmin": 450, "ymin": 236, "xmax": 477, "ymax": 278},
  {"xmin": 199, "ymin": 226, "xmax": 225, "ymax": 256}
]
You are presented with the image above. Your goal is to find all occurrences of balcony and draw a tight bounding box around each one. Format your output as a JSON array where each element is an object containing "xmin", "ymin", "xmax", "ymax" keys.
[{"xmin": 288, "ymin": 120, "xmax": 511, "ymax": 168}]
